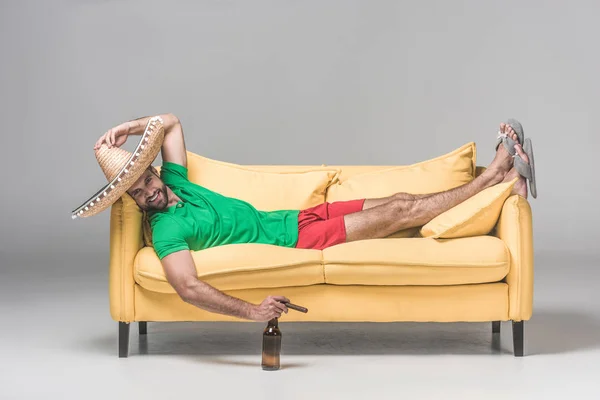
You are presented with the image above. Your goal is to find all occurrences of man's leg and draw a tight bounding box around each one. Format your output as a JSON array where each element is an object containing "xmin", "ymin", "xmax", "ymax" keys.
[
  {"xmin": 344, "ymin": 123, "xmax": 524, "ymax": 242},
  {"xmin": 362, "ymin": 192, "xmax": 434, "ymax": 210}
]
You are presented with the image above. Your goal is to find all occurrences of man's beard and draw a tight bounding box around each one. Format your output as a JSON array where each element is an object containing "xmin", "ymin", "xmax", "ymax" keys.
[{"xmin": 144, "ymin": 186, "xmax": 168, "ymax": 211}]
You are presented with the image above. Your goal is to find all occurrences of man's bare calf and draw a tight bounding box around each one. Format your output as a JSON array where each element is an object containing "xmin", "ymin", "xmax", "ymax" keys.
[{"xmin": 344, "ymin": 123, "xmax": 528, "ymax": 243}]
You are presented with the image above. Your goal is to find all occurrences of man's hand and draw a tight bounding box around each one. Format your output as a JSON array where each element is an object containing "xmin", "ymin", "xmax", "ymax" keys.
[
  {"xmin": 94, "ymin": 122, "xmax": 134, "ymax": 150},
  {"xmin": 249, "ymin": 295, "xmax": 290, "ymax": 321}
]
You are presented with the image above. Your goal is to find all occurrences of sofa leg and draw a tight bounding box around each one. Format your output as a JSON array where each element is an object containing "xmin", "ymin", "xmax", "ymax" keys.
[
  {"xmin": 492, "ymin": 321, "xmax": 501, "ymax": 333},
  {"xmin": 139, "ymin": 321, "xmax": 147, "ymax": 335},
  {"xmin": 512, "ymin": 321, "xmax": 524, "ymax": 357},
  {"xmin": 119, "ymin": 322, "xmax": 130, "ymax": 358}
]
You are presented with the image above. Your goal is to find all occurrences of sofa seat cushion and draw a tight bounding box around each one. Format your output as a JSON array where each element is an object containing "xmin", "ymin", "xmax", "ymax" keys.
[
  {"xmin": 322, "ymin": 236, "xmax": 509, "ymax": 286},
  {"xmin": 135, "ymin": 244, "xmax": 324, "ymax": 294}
]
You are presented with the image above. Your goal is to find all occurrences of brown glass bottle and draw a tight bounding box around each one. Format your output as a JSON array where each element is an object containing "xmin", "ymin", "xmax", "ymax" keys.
[{"xmin": 262, "ymin": 318, "xmax": 282, "ymax": 370}]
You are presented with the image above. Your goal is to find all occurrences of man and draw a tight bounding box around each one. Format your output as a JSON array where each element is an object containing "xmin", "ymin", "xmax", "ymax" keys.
[{"xmin": 92, "ymin": 113, "xmax": 533, "ymax": 322}]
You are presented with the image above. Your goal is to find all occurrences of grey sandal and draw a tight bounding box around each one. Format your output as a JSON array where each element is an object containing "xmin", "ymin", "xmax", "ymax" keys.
[
  {"xmin": 496, "ymin": 118, "xmax": 525, "ymax": 156},
  {"xmin": 514, "ymin": 138, "xmax": 537, "ymax": 199}
]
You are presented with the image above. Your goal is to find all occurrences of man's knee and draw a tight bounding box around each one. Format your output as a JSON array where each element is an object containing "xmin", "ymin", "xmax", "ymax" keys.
[
  {"xmin": 392, "ymin": 192, "xmax": 416, "ymax": 202},
  {"xmin": 389, "ymin": 195, "xmax": 420, "ymax": 220},
  {"xmin": 389, "ymin": 197, "xmax": 407, "ymax": 214}
]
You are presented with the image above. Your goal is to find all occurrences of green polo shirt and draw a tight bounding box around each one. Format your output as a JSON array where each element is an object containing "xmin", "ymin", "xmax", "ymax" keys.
[{"xmin": 147, "ymin": 162, "xmax": 300, "ymax": 260}]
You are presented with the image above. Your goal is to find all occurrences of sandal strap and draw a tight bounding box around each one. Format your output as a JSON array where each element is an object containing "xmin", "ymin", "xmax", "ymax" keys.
[
  {"xmin": 514, "ymin": 154, "xmax": 532, "ymax": 180},
  {"xmin": 496, "ymin": 132, "xmax": 517, "ymax": 155}
]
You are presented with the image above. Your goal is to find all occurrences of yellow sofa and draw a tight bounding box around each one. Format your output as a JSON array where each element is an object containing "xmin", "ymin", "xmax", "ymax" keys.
[{"xmin": 110, "ymin": 144, "xmax": 533, "ymax": 358}]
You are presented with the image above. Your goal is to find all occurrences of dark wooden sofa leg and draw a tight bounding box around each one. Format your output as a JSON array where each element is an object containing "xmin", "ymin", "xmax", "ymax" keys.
[
  {"xmin": 139, "ymin": 321, "xmax": 147, "ymax": 335},
  {"xmin": 512, "ymin": 321, "xmax": 524, "ymax": 357},
  {"xmin": 119, "ymin": 322, "xmax": 130, "ymax": 358},
  {"xmin": 492, "ymin": 321, "xmax": 501, "ymax": 333}
]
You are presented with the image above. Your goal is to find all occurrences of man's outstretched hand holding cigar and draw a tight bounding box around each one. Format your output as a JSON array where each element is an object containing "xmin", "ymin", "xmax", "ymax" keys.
[{"xmin": 251, "ymin": 295, "xmax": 308, "ymax": 321}]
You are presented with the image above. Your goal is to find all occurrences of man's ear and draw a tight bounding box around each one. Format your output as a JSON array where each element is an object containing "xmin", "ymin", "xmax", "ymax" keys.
[{"xmin": 149, "ymin": 166, "xmax": 159, "ymax": 176}]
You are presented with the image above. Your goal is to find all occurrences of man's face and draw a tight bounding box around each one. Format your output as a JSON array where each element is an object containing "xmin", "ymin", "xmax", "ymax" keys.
[{"xmin": 127, "ymin": 167, "xmax": 169, "ymax": 212}]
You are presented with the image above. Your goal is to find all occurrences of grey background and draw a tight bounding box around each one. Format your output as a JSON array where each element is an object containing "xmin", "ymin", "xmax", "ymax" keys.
[
  {"xmin": 2, "ymin": 0, "xmax": 598, "ymax": 260},
  {"xmin": 3, "ymin": 1, "xmax": 600, "ymax": 398}
]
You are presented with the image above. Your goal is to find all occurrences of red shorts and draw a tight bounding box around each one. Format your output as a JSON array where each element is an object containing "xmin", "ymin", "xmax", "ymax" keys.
[{"xmin": 295, "ymin": 199, "xmax": 366, "ymax": 250}]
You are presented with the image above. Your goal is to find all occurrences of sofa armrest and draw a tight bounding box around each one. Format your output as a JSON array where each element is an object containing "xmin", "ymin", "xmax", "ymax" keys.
[
  {"xmin": 109, "ymin": 194, "xmax": 144, "ymax": 322},
  {"xmin": 494, "ymin": 195, "xmax": 534, "ymax": 321}
]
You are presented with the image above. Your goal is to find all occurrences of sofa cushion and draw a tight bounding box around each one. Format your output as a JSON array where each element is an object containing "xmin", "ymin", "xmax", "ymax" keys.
[
  {"xmin": 420, "ymin": 178, "xmax": 518, "ymax": 239},
  {"xmin": 134, "ymin": 244, "xmax": 324, "ymax": 293},
  {"xmin": 322, "ymin": 236, "xmax": 509, "ymax": 286},
  {"xmin": 325, "ymin": 142, "xmax": 476, "ymax": 201},
  {"xmin": 170, "ymin": 152, "xmax": 341, "ymax": 211}
]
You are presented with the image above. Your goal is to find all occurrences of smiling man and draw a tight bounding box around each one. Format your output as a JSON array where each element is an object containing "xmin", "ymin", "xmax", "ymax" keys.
[
  {"xmin": 126, "ymin": 167, "xmax": 177, "ymax": 212},
  {"xmin": 87, "ymin": 113, "xmax": 535, "ymax": 323}
]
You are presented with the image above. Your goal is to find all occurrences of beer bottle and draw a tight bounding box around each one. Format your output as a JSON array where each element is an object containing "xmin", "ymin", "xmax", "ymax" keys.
[{"xmin": 261, "ymin": 318, "xmax": 282, "ymax": 370}]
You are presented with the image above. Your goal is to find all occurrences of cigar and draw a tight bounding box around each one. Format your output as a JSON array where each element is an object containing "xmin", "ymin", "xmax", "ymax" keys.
[{"xmin": 282, "ymin": 302, "xmax": 308, "ymax": 313}]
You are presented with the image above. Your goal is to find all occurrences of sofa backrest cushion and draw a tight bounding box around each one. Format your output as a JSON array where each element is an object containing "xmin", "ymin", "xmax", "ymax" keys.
[
  {"xmin": 324, "ymin": 142, "xmax": 476, "ymax": 202},
  {"xmin": 163, "ymin": 152, "xmax": 341, "ymax": 211}
]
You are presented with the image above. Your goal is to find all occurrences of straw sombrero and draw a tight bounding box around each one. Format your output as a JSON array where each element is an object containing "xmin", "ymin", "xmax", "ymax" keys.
[{"xmin": 71, "ymin": 116, "xmax": 165, "ymax": 219}]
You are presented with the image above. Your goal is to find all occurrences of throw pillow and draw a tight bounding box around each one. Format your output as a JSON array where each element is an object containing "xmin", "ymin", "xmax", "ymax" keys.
[{"xmin": 419, "ymin": 177, "xmax": 518, "ymax": 238}]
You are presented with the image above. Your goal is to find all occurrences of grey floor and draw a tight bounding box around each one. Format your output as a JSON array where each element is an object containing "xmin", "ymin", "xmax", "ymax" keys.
[{"xmin": 2, "ymin": 250, "xmax": 599, "ymax": 399}]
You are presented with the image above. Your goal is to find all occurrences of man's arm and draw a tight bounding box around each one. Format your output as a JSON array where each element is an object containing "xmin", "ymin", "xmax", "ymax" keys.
[
  {"xmin": 162, "ymin": 250, "xmax": 289, "ymax": 322},
  {"xmin": 127, "ymin": 113, "xmax": 187, "ymax": 168}
]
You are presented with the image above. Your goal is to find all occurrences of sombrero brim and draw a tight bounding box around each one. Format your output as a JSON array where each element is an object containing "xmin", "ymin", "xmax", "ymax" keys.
[{"xmin": 71, "ymin": 116, "xmax": 165, "ymax": 219}]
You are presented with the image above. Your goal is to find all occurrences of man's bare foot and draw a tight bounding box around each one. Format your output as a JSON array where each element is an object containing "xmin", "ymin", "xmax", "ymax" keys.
[
  {"xmin": 486, "ymin": 123, "xmax": 520, "ymax": 182},
  {"xmin": 502, "ymin": 143, "xmax": 529, "ymax": 198}
]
